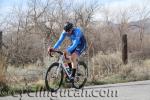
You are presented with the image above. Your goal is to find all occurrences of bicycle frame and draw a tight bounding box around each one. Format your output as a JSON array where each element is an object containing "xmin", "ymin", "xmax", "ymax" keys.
[
  {"xmin": 49, "ymin": 50, "xmax": 81, "ymax": 80},
  {"xmin": 58, "ymin": 54, "xmax": 72, "ymax": 79}
]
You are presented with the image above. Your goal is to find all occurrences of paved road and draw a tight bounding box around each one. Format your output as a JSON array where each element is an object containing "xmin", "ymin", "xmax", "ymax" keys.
[{"xmin": 1, "ymin": 80, "xmax": 150, "ymax": 100}]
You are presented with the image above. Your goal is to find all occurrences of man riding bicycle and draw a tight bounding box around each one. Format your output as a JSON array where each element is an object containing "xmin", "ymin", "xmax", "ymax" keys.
[{"xmin": 48, "ymin": 22, "xmax": 87, "ymax": 82}]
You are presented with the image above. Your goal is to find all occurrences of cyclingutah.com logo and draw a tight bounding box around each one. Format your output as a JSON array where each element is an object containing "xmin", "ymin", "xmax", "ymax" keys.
[{"xmin": 0, "ymin": 86, "xmax": 118, "ymax": 99}]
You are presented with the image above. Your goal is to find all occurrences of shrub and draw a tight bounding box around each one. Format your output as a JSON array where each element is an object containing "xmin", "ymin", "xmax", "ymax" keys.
[
  {"xmin": 88, "ymin": 52, "xmax": 150, "ymax": 84},
  {"xmin": 0, "ymin": 55, "xmax": 7, "ymax": 86}
]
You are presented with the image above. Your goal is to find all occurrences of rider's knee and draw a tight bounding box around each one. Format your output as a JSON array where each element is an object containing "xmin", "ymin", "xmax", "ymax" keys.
[{"xmin": 71, "ymin": 53, "xmax": 78, "ymax": 61}]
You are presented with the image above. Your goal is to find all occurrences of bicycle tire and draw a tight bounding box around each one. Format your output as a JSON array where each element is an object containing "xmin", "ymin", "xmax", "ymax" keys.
[
  {"xmin": 45, "ymin": 62, "xmax": 64, "ymax": 92},
  {"xmin": 72, "ymin": 61, "xmax": 88, "ymax": 89}
]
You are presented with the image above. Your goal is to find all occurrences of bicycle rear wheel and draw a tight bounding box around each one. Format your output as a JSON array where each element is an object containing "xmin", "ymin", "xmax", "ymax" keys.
[
  {"xmin": 45, "ymin": 62, "xmax": 63, "ymax": 92},
  {"xmin": 72, "ymin": 61, "xmax": 88, "ymax": 89}
]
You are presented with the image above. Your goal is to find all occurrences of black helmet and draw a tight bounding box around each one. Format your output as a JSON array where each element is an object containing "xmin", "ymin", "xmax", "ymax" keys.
[{"xmin": 64, "ymin": 22, "xmax": 73, "ymax": 32}]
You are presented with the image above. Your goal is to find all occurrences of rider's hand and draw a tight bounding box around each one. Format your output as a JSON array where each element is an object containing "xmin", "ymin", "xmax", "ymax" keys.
[{"xmin": 47, "ymin": 46, "xmax": 54, "ymax": 55}]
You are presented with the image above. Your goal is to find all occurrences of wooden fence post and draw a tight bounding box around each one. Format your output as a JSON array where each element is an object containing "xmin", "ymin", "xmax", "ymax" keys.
[{"xmin": 122, "ymin": 34, "xmax": 128, "ymax": 64}]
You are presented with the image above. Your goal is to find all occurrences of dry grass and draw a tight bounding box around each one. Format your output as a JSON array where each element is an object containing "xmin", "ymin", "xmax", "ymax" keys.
[
  {"xmin": 119, "ymin": 62, "xmax": 150, "ymax": 81},
  {"xmin": 89, "ymin": 52, "xmax": 150, "ymax": 84},
  {"xmin": 3, "ymin": 51, "xmax": 150, "ymax": 88},
  {"xmin": 90, "ymin": 52, "xmax": 122, "ymax": 78}
]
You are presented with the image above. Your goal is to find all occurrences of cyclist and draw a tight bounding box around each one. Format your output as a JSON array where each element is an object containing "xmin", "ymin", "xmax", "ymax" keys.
[{"xmin": 48, "ymin": 22, "xmax": 87, "ymax": 82}]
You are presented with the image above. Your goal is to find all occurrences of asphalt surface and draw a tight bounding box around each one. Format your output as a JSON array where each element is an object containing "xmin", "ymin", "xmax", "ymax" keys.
[{"xmin": 1, "ymin": 80, "xmax": 150, "ymax": 100}]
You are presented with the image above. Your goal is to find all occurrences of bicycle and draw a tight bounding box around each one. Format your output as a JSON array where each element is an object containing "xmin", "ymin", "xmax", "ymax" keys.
[{"xmin": 45, "ymin": 50, "xmax": 88, "ymax": 92}]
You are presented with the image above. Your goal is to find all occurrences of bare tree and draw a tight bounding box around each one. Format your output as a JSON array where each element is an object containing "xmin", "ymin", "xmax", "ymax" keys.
[
  {"xmin": 134, "ymin": 2, "xmax": 150, "ymax": 51},
  {"xmin": 72, "ymin": 0, "xmax": 100, "ymax": 29},
  {"xmin": 3, "ymin": 0, "xmax": 52, "ymax": 66}
]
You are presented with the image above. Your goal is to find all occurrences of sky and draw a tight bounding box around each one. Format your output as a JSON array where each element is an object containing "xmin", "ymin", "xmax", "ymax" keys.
[
  {"xmin": 1, "ymin": 0, "xmax": 149, "ymax": 12},
  {"xmin": 0, "ymin": 0, "xmax": 26, "ymax": 13},
  {"xmin": 0, "ymin": 0, "xmax": 150, "ymax": 21}
]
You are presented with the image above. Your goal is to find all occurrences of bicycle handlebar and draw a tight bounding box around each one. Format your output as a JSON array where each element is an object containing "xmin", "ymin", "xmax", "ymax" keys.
[{"xmin": 49, "ymin": 49, "xmax": 63, "ymax": 57}]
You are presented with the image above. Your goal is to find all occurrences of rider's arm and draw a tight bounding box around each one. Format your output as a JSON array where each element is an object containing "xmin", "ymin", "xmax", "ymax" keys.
[
  {"xmin": 67, "ymin": 38, "xmax": 79, "ymax": 54},
  {"xmin": 53, "ymin": 32, "xmax": 66, "ymax": 49},
  {"xmin": 66, "ymin": 30, "xmax": 81, "ymax": 54}
]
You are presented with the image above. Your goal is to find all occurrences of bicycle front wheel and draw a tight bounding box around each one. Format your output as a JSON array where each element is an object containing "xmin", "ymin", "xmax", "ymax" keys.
[{"xmin": 45, "ymin": 62, "xmax": 63, "ymax": 92}]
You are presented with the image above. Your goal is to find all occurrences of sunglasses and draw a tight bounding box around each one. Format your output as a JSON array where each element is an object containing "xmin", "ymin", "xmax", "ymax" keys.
[{"xmin": 66, "ymin": 29, "xmax": 71, "ymax": 32}]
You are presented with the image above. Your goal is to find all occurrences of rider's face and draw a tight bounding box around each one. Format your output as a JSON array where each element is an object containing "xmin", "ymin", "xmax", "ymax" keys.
[{"xmin": 66, "ymin": 29, "xmax": 72, "ymax": 35}]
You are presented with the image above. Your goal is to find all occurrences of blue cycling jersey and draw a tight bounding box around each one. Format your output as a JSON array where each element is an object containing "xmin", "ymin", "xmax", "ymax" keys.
[{"xmin": 53, "ymin": 27, "xmax": 86, "ymax": 54}]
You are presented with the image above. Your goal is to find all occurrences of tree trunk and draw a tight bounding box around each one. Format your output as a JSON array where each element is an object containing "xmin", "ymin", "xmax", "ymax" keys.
[{"xmin": 122, "ymin": 34, "xmax": 128, "ymax": 64}]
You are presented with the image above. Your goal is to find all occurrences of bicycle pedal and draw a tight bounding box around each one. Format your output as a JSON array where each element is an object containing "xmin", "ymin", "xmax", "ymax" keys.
[{"xmin": 65, "ymin": 78, "xmax": 71, "ymax": 83}]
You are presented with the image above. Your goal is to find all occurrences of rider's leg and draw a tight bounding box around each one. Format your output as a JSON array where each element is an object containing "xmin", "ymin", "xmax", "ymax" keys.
[
  {"xmin": 68, "ymin": 63, "xmax": 72, "ymax": 69},
  {"xmin": 70, "ymin": 52, "xmax": 78, "ymax": 78}
]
